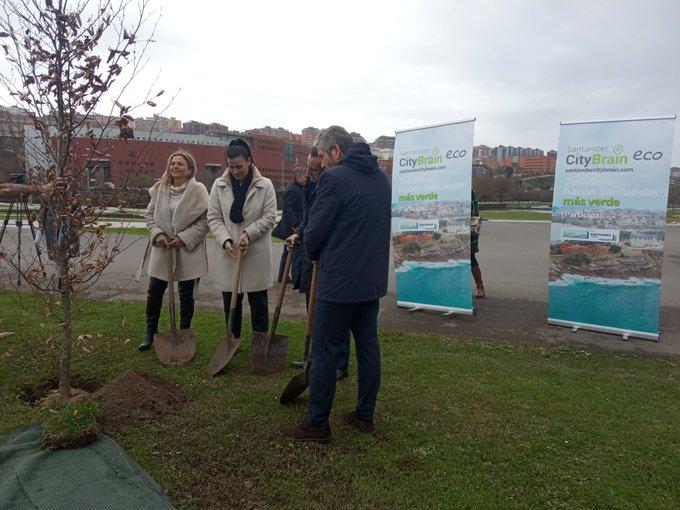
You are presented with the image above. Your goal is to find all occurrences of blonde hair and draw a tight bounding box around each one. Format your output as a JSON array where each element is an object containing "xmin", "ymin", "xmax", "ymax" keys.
[{"xmin": 157, "ymin": 149, "xmax": 197, "ymax": 187}]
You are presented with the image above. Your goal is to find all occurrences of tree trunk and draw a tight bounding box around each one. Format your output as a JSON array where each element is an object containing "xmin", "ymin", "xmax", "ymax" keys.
[{"xmin": 58, "ymin": 259, "xmax": 72, "ymax": 399}]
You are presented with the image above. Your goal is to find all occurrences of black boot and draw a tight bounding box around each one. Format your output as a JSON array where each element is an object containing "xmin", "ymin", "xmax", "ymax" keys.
[
  {"xmin": 178, "ymin": 279, "xmax": 196, "ymax": 330},
  {"xmin": 138, "ymin": 332, "xmax": 154, "ymax": 351},
  {"xmin": 139, "ymin": 277, "xmax": 165, "ymax": 351}
]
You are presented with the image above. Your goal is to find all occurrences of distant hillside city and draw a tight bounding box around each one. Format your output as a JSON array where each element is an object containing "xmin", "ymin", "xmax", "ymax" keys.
[{"xmin": 1, "ymin": 107, "xmax": 678, "ymax": 202}]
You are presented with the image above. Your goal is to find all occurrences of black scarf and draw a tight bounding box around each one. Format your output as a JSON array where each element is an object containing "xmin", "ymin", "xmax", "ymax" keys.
[{"xmin": 229, "ymin": 167, "xmax": 253, "ymax": 224}]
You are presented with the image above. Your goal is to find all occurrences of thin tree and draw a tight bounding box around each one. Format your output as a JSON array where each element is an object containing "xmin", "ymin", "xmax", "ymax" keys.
[{"xmin": 0, "ymin": 0, "xmax": 165, "ymax": 398}]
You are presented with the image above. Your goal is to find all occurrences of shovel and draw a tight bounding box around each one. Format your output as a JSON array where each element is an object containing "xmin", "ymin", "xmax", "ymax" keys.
[
  {"xmin": 154, "ymin": 248, "xmax": 196, "ymax": 367},
  {"xmin": 207, "ymin": 249, "xmax": 244, "ymax": 376},
  {"xmin": 279, "ymin": 262, "xmax": 318, "ymax": 404},
  {"xmin": 251, "ymin": 248, "xmax": 292, "ymax": 375}
]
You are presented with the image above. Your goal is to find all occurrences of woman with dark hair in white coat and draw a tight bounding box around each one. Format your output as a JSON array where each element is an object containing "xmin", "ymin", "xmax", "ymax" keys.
[{"xmin": 208, "ymin": 138, "xmax": 277, "ymax": 340}]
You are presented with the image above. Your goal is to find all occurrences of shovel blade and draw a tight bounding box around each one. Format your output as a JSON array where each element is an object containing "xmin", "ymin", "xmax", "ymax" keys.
[
  {"xmin": 279, "ymin": 363, "xmax": 310, "ymax": 404},
  {"xmin": 207, "ymin": 334, "xmax": 240, "ymax": 376},
  {"xmin": 154, "ymin": 329, "xmax": 196, "ymax": 367},
  {"xmin": 251, "ymin": 332, "xmax": 288, "ymax": 375}
]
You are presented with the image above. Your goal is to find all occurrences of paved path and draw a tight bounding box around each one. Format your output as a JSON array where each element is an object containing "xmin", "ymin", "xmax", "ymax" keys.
[{"xmin": 2, "ymin": 222, "xmax": 679, "ymax": 357}]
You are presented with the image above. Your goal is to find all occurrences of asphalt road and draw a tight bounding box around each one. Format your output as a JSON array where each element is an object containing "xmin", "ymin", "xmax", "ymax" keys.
[{"xmin": 2, "ymin": 221, "xmax": 679, "ymax": 357}]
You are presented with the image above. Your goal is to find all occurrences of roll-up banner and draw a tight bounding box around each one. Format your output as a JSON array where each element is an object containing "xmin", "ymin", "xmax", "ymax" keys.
[
  {"xmin": 391, "ymin": 119, "xmax": 475, "ymax": 315},
  {"xmin": 548, "ymin": 116, "xmax": 677, "ymax": 341}
]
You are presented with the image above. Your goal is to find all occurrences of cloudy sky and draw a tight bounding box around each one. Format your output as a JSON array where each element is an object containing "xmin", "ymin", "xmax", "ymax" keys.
[
  {"xmin": 131, "ymin": 0, "xmax": 679, "ymax": 162},
  {"xmin": 11, "ymin": 0, "xmax": 680, "ymax": 162}
]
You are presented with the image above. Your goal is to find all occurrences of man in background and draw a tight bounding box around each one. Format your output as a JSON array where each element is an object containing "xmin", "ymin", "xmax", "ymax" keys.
[{"xmin": 275, "ymin": 167, "xmax": 306, "ymax": 283}]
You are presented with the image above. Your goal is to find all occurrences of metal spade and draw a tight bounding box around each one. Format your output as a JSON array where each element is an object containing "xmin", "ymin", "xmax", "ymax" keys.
[
  {"xmin": 251, "ymin": 247, "xmax": 293, "ymax": 375},
  {"xmin": 207, "ymin": 249, "xmax": 244, "ymax": 376},
  {"xmin": 279, "ymin": 262, "xmax": 317, "ymax": 404},
  {"xmin": 154, "ymin": 248, "xmax": 196, "ymax": 367}
]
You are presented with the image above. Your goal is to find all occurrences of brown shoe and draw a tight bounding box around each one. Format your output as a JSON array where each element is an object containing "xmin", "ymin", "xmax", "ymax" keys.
[
  {"xmin": 280, "ymin": 420, "xmax": 331, "ymax": 443},
  {"xmin": 342, "ymin": 410, "xmax": 376, "ymax": 435}
]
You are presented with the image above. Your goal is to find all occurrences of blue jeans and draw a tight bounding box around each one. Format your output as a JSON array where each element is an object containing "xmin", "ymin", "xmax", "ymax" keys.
[{"xmin": 307, "ymin": 299, "xmax": 381, "ymax": 427}]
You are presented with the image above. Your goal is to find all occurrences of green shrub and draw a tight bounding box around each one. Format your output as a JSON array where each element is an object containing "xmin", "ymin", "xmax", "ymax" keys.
[{"xmin": 563, "ymin": 252, "xmax": 591, "ymax": 266}]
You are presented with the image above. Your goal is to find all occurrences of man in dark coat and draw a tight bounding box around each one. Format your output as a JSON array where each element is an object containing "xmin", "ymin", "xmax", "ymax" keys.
[
  {"xmin": 275, "ymin": 167, "xmax": 306, "ymax": 282},
  {"xmin": 288, "ymin": 149, "xmax": 323, "ymax": 305},
  {"xmin": 286, "ymin": 148, "xmax": 349, "ymax": 379},
  {"xmin": 281, "ymin": 126, "xmax": 391, "ymax": 443}
]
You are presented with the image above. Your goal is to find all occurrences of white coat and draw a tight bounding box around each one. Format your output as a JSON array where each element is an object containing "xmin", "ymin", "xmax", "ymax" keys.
[
  {"xmin": 136, "ymin": 177, "xmax": 210, "ymax": 282},
  {"xmin": 207, "ymin": 166, "xmax": 277, "ymax": 292}
]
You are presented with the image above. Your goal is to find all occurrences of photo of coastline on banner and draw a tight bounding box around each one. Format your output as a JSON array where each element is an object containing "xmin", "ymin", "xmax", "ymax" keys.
[
  {"xmin": 548, "ymin": 116, "xmax": 677, "ymax": 340},
  {"xmin": 391, "ymin": 119, "xmax": 475, "ymax": 315}
]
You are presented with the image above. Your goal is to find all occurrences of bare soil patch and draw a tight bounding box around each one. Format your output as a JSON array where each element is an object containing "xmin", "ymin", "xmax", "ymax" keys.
[{"xmin": 96, "ymin": 369, "xmax": 187, "ymax": 429}]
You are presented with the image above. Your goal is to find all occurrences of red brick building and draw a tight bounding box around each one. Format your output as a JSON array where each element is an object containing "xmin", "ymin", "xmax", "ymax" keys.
[
  {"xmin": 377, "ymin": 158, "xmax": 393, "ymax": 181},
  {"xmin": 65, "ymin": 129, "xmax": 310, "ymax": 190},
  {"xmin": 499, "ymin": 153, "xmax": 556, "ymax": 175}
]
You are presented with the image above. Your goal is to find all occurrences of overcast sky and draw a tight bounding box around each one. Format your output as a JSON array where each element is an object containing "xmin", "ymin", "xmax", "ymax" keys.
[{"xmin": 9, "ymin": 0, "xmax": 680, "ymax": 163}]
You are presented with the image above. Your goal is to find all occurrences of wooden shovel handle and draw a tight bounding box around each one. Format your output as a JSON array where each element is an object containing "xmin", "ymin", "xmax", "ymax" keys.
[
  {"xmin": 269, "ymin": 248, "xmax": 294, "ymax": 337},
  {"xmin": 305, "ymin": 262, "xmax": 318, "ymax": 336},
  {"xmin": 229, "ymin": 249, "xmax": 244, "ymax": 311},
  {"xmin": 166, "ymin": 248, "xmax": 177, "ymax": 332}
]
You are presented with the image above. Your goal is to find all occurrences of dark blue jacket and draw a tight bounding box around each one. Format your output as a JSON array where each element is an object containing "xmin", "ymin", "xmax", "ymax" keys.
[
  {"xmin": 304, "ymin": 142, "xmax": 391, "ymax": 303},
  {"xmin": 274, "ymin": 181, "xmax": 304, "ymax": 239},
  {"xmin": 294, "ymin": 179, "xmax": 317, "ymax": 293}
]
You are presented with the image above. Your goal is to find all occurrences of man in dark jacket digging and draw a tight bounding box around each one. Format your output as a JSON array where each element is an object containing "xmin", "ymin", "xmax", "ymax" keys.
[
  {"xmin": 275, "ymin": 167, "xmax": 306, "ymax": 283},
  {"xmin": 281, "ymin": 126, "xmax": 391, "ymax": 443},
  {"xmin": 286, "ymin": 147, "xmax": 349, "ymax": 380}
]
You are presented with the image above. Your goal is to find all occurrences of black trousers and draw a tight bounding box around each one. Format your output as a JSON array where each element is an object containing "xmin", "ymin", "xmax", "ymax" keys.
[
  {"xmin": 146, "ymin": 277, "xmax": 196, "ymax": 334},
  {"xmin": 221, "ymin": 289, "xmax": 269, "ymax": 339}
]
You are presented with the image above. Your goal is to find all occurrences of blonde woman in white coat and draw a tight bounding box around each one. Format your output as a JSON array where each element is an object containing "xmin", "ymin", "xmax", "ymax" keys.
[
  {"xmin": 208, "ymin": 139, "xmax": 277, "ymax": 340},
  {"xmin": 137, "ymin": 149, "xmax": 210, "ymax": 351}
]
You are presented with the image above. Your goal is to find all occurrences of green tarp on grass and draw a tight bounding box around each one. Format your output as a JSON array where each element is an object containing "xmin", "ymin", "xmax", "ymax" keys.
[{"xmin": 0, "ymin": 424, "xmax": 175, "ymax": 510}]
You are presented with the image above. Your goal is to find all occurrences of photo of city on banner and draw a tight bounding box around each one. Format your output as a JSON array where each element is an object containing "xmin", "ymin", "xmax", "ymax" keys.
[
  {"xmin": 389, "ymin": 116, "xmax": 677, "ymax": 340},
  {"xmin": 548, "ymin": 117, "xmax": 676, "ymax": 340},
  {"xmin": 391, "ymin": 120, "xmax": 475, "ymax": 314}
]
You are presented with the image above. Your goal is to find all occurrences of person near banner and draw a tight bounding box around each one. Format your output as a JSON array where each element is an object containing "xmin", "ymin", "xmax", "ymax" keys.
[
  {"xmin": 471, "ymin": 188, "xmax": 485, "ymax": 298},
  {"xmin": 136, "ymin": 150, "xmax": 210, "ymax": 351},
  {"xmin": 281, "ymin": 125, "xmax": 391, "ymax": 443},
  {"xmin": 274, "ymin": 167, "xmax": 306, "ymax": 283},
  {"xmin": 285, "ymin": 147, "xmax": 349, "ymax": 380},
  {"xmin": 208, "ymin": 138, "xmax": 276, "ymax": 341}
]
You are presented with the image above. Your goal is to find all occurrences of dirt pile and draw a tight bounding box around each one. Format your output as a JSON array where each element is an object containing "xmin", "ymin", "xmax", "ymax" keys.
[{"xmin": 96, "ymin": 369, "xmax": 187, "ymax": 429}]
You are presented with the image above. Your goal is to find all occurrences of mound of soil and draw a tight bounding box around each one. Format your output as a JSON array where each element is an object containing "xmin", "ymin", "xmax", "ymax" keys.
[{"xmin": 96, "ymin": 369, "xmax": 187, "ymax": 429}]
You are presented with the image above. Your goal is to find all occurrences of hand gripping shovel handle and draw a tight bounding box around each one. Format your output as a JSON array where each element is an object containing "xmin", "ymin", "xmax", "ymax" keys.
[
  {"xmin": 166, "ymin": 248, "xmax": 177, "ymax": 334},
  {"xmin": 227, "ymin": 249, "xmax": 244, "ymax": 332},
  {"xmin": 269, "ymin": 247, "xmax": 294, "ymax": 341}
]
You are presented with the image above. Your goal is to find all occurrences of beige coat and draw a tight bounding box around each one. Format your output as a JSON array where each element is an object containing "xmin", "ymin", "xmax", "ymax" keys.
[
  {"xmin": 208, "ymin": 166, "xmax": 277, "ymax": 292},
  {"xmin": 136, "ymin": 177, "xmax": 210, "ymax": 282}
]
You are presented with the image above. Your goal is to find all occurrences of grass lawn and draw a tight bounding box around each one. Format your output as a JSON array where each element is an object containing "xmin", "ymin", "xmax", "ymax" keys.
[
  {"xmin": 1, "ymin": 293, "xmax": 679, "ymax": 508},
  {"xmin": 482, "ymin": 210, "xmax": 551, "ymax": 221}
]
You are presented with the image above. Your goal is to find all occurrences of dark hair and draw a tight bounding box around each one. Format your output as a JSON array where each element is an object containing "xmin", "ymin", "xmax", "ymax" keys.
[
  {"xmin": 309, "ymin": 146, "xmax": 319, "ymax": 157},
  {"xmin": 226, "ymin": 138, "xmax": 254, "ymax": 163}
]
